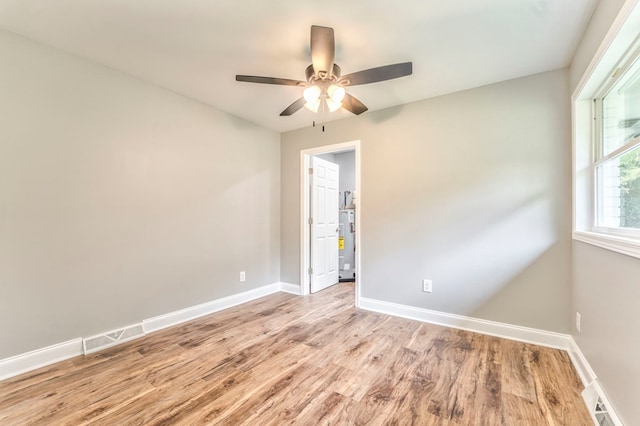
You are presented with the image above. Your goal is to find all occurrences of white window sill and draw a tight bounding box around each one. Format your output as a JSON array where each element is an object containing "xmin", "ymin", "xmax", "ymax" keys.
[{"xmin": 573, "ymin": 230, "xmax": 640, "ymax": 259}]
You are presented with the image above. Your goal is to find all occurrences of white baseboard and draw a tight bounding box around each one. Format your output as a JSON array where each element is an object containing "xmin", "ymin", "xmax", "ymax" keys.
[
  {"xmin": 143, "ymin": 283, "xmax": 281, "ymax": 333},
  {"xmin": 0, "ymin": 282, "xmax": 284, "ymax": 381},
  {"xmin": 359, "ymin": 297, "xmax": 572, "ymax": 350},
  {"xmin": 569, "ymin": 338, "xmax": 623, "ymax": 425},
  {"xmin": 0, "ymin": 338, "xmax": 83, "ymax": 382},
  {"xmin": 2, "ymin": 286, "xmax": 615, "ymax": 426},
  {"xmin": 358, "ymin": 297, "xmax": 629, "ymax": 423},
  {"xmin": 568, "ymin": 336, "xmax": 598, "ymax": 386},
  {"xmin": 279, "ymin": 282, "xmax": 301, "ymax": 295}
]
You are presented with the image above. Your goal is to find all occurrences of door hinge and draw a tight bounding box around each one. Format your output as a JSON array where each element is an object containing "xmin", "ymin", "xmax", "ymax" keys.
[
  {"xmin": 308, "ymin": 167, "xmax": 313, "ymax": 174},
  {"xmin": 308, "ymin": 217, "xmax": 313, "ymax": 225},
  {"xmin": 308, "ymin": 267, "xmax": 313, "ymax": 275}
]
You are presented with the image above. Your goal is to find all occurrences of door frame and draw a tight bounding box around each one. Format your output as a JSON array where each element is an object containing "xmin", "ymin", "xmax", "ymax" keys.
[{"xmin": 300, "ymin": 140, "xmax": 362, "ymax": 307}]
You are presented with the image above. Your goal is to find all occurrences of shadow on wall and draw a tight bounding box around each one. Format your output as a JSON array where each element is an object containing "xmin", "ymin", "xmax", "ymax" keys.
[
  {"xmin": 424, "ymin": 194, "xmax": 556, "ymax": 313},
  {"xmin": 365, "ymin": 165, "xmax": 561, "ymax": 321}
]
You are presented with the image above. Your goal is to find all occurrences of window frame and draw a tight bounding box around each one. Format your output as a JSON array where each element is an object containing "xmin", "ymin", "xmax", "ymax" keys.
[
  {"xmin": 593, "ymin": 34, "xmax": 640, "ymax": 236},
  {"xmin": 572, "ymin": 2, "xmax": 640, "ymax": 259}
]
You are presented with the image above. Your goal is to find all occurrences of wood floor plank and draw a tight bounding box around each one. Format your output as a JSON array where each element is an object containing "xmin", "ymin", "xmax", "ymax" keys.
[
  {"xmin": 354, "ymin": 346, "xmax": 421, "ymax": 424},
  {"xmin": 500, "ymin": 339, "xmax": 536, "ymax": 401},
  {"xmin": 0, "ymin": 282, "xmax": 593, "ymax": 425},
  {"xmin": 529, "ymin": 346, "xmax": 588, "ymax": 425}
]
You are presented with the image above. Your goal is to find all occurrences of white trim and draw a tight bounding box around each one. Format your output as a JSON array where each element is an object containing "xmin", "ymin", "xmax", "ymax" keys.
[
  {"xmin": 359, "ymin": 297, "xmax": 572, "ymax": 350},
  {"xmin": 573, "ymin": 230, "xmax": 640, "ymax": 259},
  {"xmin": 0, "ymin": 288, "xmax": 621, "ymax": 425},
  {"xmin": 300, "ymin": 153, "xmax": 310, "ymax": 297},
  {"xmin": 567, "ymin": 336, "xmax": 598, "ymax": 387},
  {"xmin": 0, "ymin": 338, "xmax": 83, "ymax": 381},
  {"xmin": 0, "ymin": 282, "xmax": 290, "ymax": 381},
  {"xmin": 572, "ymin": 0, "xmax": 640, "ymax": 100},
  {"xmin": 596, "ymin": 135, "xmax": 640, "ymax": 165},
  {"xmin": 142, "ymin": 283, "xmax": 281, "ymax": 333},
  {"xmin": 570, "ymin": 339, "xmax": 625, "ymax": 425},
  {"xmin": 573, "ymin": 0, "xmax": 640, "ymax": 260},
  {"xmin": 278, "ymin": 282, "xmax": 302, "ymax": 295},
  {"xmin": 359, "ymin": 297, "xmax": 629, "ymax": 422},
  {"xmin": 300, "ymin": 140, "xmax": 362, "ymax": 307}
]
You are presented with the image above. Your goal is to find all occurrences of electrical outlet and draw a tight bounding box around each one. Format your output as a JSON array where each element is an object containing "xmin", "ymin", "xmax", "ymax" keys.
[
  {"xmin": 576, "ymin": 312, "xmax": 581, "ymax": 332},
  {"xmin": 422, "ymin": 279, "xmax": 432, "ymax": 293},
  {"xmin": 240, "ymin": 271, "xmax": 246, "ymax": 282}
]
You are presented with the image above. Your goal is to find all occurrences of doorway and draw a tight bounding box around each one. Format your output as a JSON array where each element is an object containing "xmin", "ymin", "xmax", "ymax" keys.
[{"xmin": 300, "ymin": 140, "xmax": 361, "ymax": 307}]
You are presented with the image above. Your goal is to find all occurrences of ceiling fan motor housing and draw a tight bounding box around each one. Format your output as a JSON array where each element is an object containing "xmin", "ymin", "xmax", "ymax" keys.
[{"xmin": 305, "ymin": 64, "xmax": 342, "ymax": 83}]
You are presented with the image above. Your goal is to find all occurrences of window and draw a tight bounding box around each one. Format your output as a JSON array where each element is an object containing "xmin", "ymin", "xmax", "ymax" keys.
[
  {"xmin": 572, "ymin": 3, "xmax": 640, "ymax": 259},
  {"xmin": 595, "ymin": 57, "xmax": 640, "ymax": 235}
]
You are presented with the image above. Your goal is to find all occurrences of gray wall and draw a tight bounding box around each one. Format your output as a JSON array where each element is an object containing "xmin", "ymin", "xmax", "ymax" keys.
[
  {"xmin": 315, "ymin": 151, "xmax": 355, "ymax": 208},
  {"xmin": 335, "ymin": 151, "xmax": 356, "ymax": 208},
  {"xmin": 0, "ymin": 31, "xmax": 280, "ymax": 359},
  {"xmin": 281, "ymin": 69, "xmax": 572, "ymax": 333},
  {"xmin": 572, "ymin": 242, "xmax": 640, "ymax": 423},
  {"xmin": 569, "ymin": 0, "xmax": 639, "ymax": 423},
  {"xmin": 314, "ymin": 153, "xmax": 336, "ymax": 162}
]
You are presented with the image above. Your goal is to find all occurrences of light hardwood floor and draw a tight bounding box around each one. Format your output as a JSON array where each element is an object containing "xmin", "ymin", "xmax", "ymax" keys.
[{"xmin": 0, "ymin": 282, "xmax": 592, "ymax": 425}]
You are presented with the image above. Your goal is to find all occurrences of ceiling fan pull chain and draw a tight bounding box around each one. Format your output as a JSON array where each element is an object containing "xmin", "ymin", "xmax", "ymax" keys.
[{"xmin": 321, "ymin": 100, "xmax": 327, "ymax": 132}]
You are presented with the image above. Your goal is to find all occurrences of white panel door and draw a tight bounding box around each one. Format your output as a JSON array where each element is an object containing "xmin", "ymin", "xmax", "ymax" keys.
[{"xmin": 310, "ymin": 156, "xmax": 340, "ymax": 293}]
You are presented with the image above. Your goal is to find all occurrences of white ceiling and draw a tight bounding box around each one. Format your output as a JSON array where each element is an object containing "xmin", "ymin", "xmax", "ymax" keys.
[{"xmin": 0, "ymin": 0, "xmax": 597, "ymax": 133}]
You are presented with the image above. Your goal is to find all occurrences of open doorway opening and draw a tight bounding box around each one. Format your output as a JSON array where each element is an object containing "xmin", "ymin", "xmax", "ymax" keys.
[{"xmin": 300, "ymin": 140, "xmax": 361, "ymax": 307}]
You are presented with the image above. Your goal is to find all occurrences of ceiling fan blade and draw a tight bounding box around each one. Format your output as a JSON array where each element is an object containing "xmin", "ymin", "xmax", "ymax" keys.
[
  {"xmin": 310, "ymin": 25, "xmax": 335, "ymax": 77},
  {"xmin": 236, "ymin": 75, "xmax": 304, "ymax": 86},
  {"xmin": 340, "ymin": 62, "xmax": 413, "ymax": 86},
  {"xmin": 280, "ymin": 97, "xmax": 306, "ymax": 116},
  {"xmin": 342, "ymin": 93, "xmax": 368, "ymax": 115}
]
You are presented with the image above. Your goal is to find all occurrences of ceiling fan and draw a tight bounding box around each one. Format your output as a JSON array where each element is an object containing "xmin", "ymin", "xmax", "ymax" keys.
[{"xmin": 236, "ymin": 25, "xmax": 413, "ymax": 117}]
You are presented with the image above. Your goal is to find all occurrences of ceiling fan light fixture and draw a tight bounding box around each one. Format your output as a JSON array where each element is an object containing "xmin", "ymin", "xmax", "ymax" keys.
[
  {"xmin": 303, "ymin": 85, "xmax": 322, "ymax": 112},
  {"xmin": 327, "ymin": 84, "xmax": 345, "ymax": 103},
  {"xmin": 304, "ymin": 98, "xmax": 321, "ymax": 112},
  {"xmin": 325, "ymin": 84, "xmax": 345, "ymax": 112},
  {"xmin": 303, "ymin": 85, "xmax": 321, "ymax": 104},
  {"xmin": 326, "ymin": 98, "xmax": 342, "ymax": 112}
]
